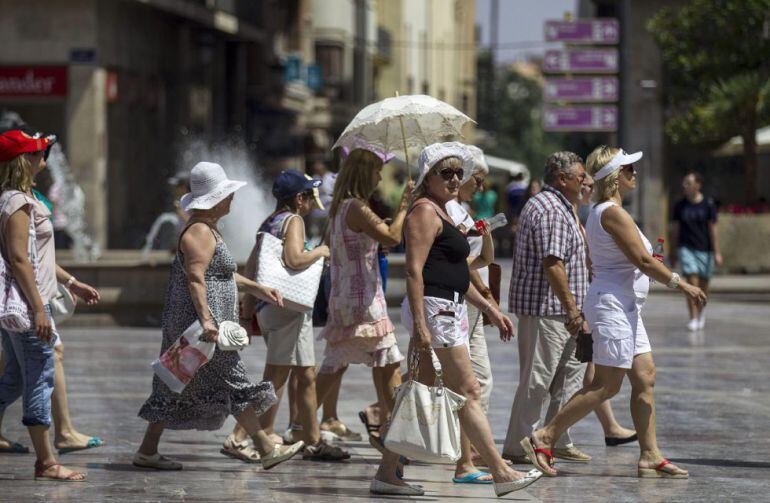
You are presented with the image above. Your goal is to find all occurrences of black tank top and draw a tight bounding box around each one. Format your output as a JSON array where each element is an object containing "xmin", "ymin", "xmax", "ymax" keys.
[{"xmin": 423, "ymin": 215, "xmax": 471, "ymax": 294}]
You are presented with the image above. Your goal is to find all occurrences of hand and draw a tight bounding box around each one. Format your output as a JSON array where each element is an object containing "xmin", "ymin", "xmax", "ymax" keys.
[
  {"xmin": 200, "ymin": 320, "xmax": 219, "ymax": 342},
  {"xmin": 565, "ymin": 311, "xmax": 584, "ymax": 337},
  {"xmin": 70, "ymin": 281, "xmax": 101, "ymax": 305},
  {"xmin": 317, "ymin": 244, "xmax": 330, "ymax": 259},
  {"xmin": 680, "ymin": 282, "xmax": 707, "ymax": 308},
  {"xmin": 400, "ymin": 181, "xmax": 416, "ymax": 209},
  {"xmin": 413, "ymin": 323, "xmax": 432, "ymax": 353},
  {"xmin": 489, "ymin": 308, "xmax": 516, "ymax": 342},
  {"xmin": 714, "ymin": 252, "xmax": 723, "ymax": 267},
  {"xmin": 255, "ymin": 284, "xmax": 284, "ymax": 308},
  {"xmin": 34, "ymin": 309, "xmax": 53, "ymax": 344}
]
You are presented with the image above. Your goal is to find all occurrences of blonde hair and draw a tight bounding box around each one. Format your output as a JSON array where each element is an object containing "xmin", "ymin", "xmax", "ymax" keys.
[
  {"xmin": 586, "ymin": 145, "xmax": 621, "ymax": 203},
  {"xmin": 412, "ymin": 156, "xmax": 463, "ymax": 201},
  {"xmin": 329, "ymin": 149, "xmax": 382, "ymax": 218},
  {"xmin": 0, "ymin": 155, "xmax": 34, "ymax": 193}
]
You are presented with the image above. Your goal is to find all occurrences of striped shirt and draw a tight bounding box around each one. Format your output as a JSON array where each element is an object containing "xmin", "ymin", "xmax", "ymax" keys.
[{"xmin": 508, "ymin": 185, "xmax": 587, "ymax": 316}]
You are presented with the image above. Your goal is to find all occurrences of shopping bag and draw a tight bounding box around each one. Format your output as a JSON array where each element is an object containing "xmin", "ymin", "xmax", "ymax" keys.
[{"xmin": 151, "ymin": 320, "xmax": 215, "ymax": 393}]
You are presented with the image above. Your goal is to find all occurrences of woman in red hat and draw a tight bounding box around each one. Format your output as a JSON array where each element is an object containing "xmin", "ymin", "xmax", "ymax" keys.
[{"xmin": 0, "ymin": 130, "xmax": 100, "ymax": 482}]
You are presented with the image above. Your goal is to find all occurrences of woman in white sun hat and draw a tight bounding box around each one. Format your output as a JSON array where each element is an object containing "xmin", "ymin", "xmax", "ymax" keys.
[
  {"xmin": 521, "ymin": 146, "xmax": 706, "ymax": 479},
  {"xmin": 135, "ymin": 162, "xmax": 305, "ymax": 471},
  {"xmin": 372, "ymin": 142, "xmax": 541, "ymax": 498}
]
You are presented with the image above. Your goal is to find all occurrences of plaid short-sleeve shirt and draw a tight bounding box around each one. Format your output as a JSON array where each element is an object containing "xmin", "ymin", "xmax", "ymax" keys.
[{"xmin": 508, "ymin": 185, "xmax": 588, "ymax": 316}]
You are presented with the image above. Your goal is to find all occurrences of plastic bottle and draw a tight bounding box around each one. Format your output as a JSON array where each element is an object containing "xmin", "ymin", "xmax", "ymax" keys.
[
  {"xmin": 653, "ymin": 238, "xmax": 665, "ymax": 262},
  {"xmin": 474, "ymin": 213, "xmax": 508, "ymax": 236}
]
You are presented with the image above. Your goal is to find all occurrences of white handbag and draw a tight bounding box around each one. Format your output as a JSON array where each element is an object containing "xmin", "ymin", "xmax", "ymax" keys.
[
  {"xmin": 254, "ymin": 215, "xmax": 324, "ymax": 312},
  {"xmin": 0, "ymin": 192, "xmax": 40, "ymax": 332},
  {"xmin": 50, "ymin": 282, "xmax": 76, "ymax": 324},
  {"xmin": 383, "ymin": 352, "xmax": 467, "ymax": 463}
]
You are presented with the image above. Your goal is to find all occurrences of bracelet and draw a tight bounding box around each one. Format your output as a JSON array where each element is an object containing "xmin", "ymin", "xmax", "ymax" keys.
[
  {"xmin": 666, "ymin": 272, "xmax": 681, "ymax": 289},
  {"xmin": 65, "ymin": 276, "xmax": 77, "ymax": 288}
]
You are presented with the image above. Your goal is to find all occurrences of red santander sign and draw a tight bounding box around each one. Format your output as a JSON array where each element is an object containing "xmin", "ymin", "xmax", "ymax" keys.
[{"xmin": 0, "ymin": 67, "xmax": 68, "ymax": 97}]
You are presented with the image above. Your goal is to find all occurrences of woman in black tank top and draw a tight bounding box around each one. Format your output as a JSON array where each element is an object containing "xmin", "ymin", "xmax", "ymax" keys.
[{"xmin": 371, "ymin": 143, "xmax": 540, "ymax": 497}]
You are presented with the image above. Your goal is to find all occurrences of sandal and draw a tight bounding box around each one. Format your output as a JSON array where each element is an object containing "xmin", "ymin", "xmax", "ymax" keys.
[
  {"xmin": 34, "ymin": 460, "xmax": 86, "ymax": 482},
  {"xmin": 220, "ymin": 435, "xmax": 260, "ymax": 463},
  {"xmin": 358, "ymin": 410, "xmax": 381, "ymax": 437},
  {"xmin": 58, "ymin": 437, "xmax": 104, "ymax": 455},
  {"xmin": 519, "ymin": 437, "xmax": 557, "ymax": 477},
  {"xmin": 320, "ymin": 418, "xmax": 362, "ymax": 442},
  {"xmin": 638, "ymin": 459, "xmax": 689, "ymax": 479},
  {"xmin": 0, "ymin": 441, "xmax": 29, "ymax": 454}
]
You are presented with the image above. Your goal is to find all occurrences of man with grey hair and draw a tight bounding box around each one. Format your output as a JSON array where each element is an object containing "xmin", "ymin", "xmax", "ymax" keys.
[{"xmin": 502, "ymin": 151, "xmax": 592, "ymax": 463}]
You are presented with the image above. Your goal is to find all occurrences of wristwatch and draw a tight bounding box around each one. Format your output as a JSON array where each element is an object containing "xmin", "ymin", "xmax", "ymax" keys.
[{"xmin": 666, "ymin": 272, "xmax": 681, "ymax": 289}]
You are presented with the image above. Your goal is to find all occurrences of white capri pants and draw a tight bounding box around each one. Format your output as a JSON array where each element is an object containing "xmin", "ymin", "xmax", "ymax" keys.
[{"xmin": 584, "ymin": 288, "xmax": 651, "ymax": 369}]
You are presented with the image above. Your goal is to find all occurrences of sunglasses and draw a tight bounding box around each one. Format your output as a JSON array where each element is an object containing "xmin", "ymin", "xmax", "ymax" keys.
[
  {"xmin": 437, "ymin": 167, "xmax": 464, "ymax": 181},
  {"xmin": 622, "ymin": 165, "xmax": 637, "ymax": 176},
  {"xmin": 472, "ymin": 176, "xmax": 485, "ymax": 187}
]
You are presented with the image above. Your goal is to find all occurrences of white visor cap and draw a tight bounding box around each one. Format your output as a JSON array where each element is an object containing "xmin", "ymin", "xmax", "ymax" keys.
[{"xmin": 593, "ymin": 149, "xmax": 643, "ymax": 180}]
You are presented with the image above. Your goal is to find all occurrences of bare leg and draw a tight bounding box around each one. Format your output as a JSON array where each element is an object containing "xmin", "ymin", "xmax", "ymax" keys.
[
  {"xmin": 315, "ymin": 366, "xmax": 346, "ymax": 421},
  {"xmin": 288, "ymin": 371, "xmax": 299, "ymax": 428},
  {"xmin": 0, "ymin": 356, "xmax": 12, "ymax": 450},
  {"xmin": 233, "ymin": 405, "xmax": 277, "ymax": 455},
  {"xmin": 138, "ymin": 421, "xmax": 166, "ymax": 456},
  {"xmin": 29, "ymin": 424, "xmax": 84, "ymax": 480},
  {"xmin": 433, "ymin": 346, "xmax": 528, "ymax": 483},
  {"xmin": 585, "ymin": 362, "xmax": 635, "ymax": 438},
  {"xmin": 698, "ymin": 278, "xmax": 709, "ymax": 319},
  {"xmin": 534, "ymin": 365, "xmax": 625, "ymax": 475},
  {"xmin": 372, "ymin": 362, "xmax": 401, "ymax": 417},
  {"xmin": 257, "ymin": 364, "xmax": 292, "ymax": 436},
  {"xmin": 295, "ymin": 366, "xmax": 320, "ymax": 445},
  {"xmin": 628, "ymin": 353, "xmax": 686, "ymax": 474},
  {"xmin": 685, "ymin": 275, "xmax": 700, "ymax": 321},
  {"xmin": 51, "ymin": 344, "xmax": 100, "ymax": 450}
]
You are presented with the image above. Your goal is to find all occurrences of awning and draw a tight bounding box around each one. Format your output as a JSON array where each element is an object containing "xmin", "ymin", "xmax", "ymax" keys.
[
  {"xmin": 714, "ymin": 126, "xmax": 770, "ymax": 157},
  {"xmin": 484, "ymin": 154, "xmax": 529, "ymax": 179}
]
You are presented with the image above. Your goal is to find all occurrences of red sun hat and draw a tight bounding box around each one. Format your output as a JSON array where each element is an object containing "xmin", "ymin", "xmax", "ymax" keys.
[{"xmin": 0, "ymin": 130, "xmax": 50, "ymax": 162}]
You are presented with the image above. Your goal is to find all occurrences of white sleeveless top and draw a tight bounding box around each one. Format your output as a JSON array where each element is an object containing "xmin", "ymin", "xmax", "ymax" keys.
[{"xmin": 586, "ymin": 201, "xmax": 652, "ymax": 299}]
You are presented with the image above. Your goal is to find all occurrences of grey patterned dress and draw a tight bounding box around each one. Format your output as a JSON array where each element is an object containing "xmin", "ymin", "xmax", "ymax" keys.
[{"xmin": 138, "ymin": 226, "xmax": 276, "ymax": 430}]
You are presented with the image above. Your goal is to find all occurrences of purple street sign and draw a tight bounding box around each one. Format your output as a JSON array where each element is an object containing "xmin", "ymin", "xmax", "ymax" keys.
[
  {"xmin": 543, "ymin": 106, "xmax": 618, "ymax": 132},
  {"xmin": 543, "ymin": 49, "xmax": 618, "ymax": 73},
  {"xmin": 544, "ymin": 77, "xmax": 618, "ymax": 102},
  {"xmin": 545, "ymin": 19, "xmax": 620, "ymax": 44}
]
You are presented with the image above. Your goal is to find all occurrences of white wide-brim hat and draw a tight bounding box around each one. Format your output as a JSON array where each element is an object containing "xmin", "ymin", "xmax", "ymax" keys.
[
  {"xmin": 594, "ymin": 149, "xmax": 643, "ymax": 180},
  {"xmin": 180, "ymin": 161, "xmax": 247, "ymax": 211},
  {"xmin": 465, "ymin": 144, "xmax": 489, "ymax": 175},
  {"xmin": 415, "ymin": 142, "xmax": 475, "ymax": 189}
]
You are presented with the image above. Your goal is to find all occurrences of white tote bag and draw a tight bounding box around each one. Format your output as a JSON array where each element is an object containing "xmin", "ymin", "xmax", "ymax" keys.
[
  {"xmin": 0, "ymin": 192, "xmax": 40, "ymax": 332},
  {"xmin": 254, "ymin": 215, "xmax": 323, "ymax": 312},
  {"xmin": 384, "ymin": 352, "xmax": 467, "ymax": 463}
]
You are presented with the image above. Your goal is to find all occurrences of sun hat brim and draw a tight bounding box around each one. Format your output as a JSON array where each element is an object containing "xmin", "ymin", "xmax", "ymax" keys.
[
  {"xmin": 414, "ymin": 144, "xmax": 475, "ymax": 190},
  {"xmin": 594, "ymin": 150, "xmax": 643, "ymax": 180},
  {"xmin": 180, "ymin": 179, "xmax": 247, "ymax": 211}
]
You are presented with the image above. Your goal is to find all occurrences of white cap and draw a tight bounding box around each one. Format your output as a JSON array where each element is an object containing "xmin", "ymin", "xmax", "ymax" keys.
[
  {"xmin": 465, "ymin": 145, "xmax": 489, "ymax": 174},
  {"xmin": 415, "ymin": 142, "xmax": 475, "ymax": 189},
  {"xmin": 180, "ymin": 162, "xmax": 247, "ymax": 211},
  {"xmin": 593, "ymin": 149, "xmax": 643, "ymax": 180}
]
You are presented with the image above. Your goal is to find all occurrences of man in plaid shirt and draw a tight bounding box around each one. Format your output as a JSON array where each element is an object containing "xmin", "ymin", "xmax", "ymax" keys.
[{"xmin": 502, "ymin": 151, "xmax": 592, "ymax": 463}]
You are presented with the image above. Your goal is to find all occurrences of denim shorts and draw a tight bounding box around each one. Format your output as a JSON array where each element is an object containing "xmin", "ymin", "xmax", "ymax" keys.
[
  {"xmin": 679, "ymin": 246, "xmax": 715, "ymax": 279},
  {"xmin": 0, "ymin": 306, "xmax": 56, "ymax": 427}
]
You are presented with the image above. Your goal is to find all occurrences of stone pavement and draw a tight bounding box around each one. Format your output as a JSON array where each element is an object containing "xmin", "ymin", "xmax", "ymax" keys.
[{"xmin": 0, "ymin": 295, "xmax": 769, "ymax": 502}]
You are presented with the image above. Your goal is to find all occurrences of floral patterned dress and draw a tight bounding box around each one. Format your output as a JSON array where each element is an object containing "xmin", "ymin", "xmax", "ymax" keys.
[
  {"xmin": 138, "ymin": 225, "xmax": 276, "ymax": 430},
  {"xmin": 318, "ymin": 199, "xmax": 403, "ymax": 373}
]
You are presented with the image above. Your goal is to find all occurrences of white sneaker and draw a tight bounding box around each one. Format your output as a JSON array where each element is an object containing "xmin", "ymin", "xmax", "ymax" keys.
[
  {"xmin": 687, "ymin": 319, "xmax": 699, "ymax": 331},
  {"xmin": 697, "ymin": 313, "xmax": 706, "ymax": 329}
]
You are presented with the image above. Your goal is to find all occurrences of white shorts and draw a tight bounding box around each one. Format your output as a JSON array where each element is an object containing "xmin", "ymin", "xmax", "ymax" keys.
[
  {"xmin": 400, "ymin": 296, "xmax": 469, "ymax": 349},
  {"xmin": 584, "ymin": 288, "xmax": 651, "ymax": 369}
]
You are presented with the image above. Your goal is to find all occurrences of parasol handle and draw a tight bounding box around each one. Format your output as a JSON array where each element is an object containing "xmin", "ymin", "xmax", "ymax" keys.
[{"xmin": 395, "ymin": 91, "xmax": 411, "ymax": 182}]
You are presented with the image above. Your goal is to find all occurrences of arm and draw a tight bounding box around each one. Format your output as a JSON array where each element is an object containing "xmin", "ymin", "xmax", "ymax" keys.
[
  {"xmin": 708, "ymin": 221, "xmax": 723, "ymax": 266},
  {"xmin": 543, "ymin": 256, "xmax": 585, "ymax": 336},
  {"xmin": 282, "ymin": 216, "xmax": 329, "ymax": 270},
  {"xmin": 347, "ymin": 181, "xmax": 414, "ymax": 247},
  {"xmin": 602, "ymin": 206, "xmax": 707, "ymax": 305},
  {"xmin": 5, "ymin": 208, "xmax": 52, "ymax": 342},
  {"xmin": 469, "ymin": 231, "xmax": 494, "ymax": 270},
  {"xmin": 55, "ymin": 264, "xmax": 100, "ymax": 305},
  {"xmin": 464, "ymin": 280, "xmax": 514, "ymax": 341},
  {"xmin": 405, "ymin": 204, "xmax": 440, "ymax": 351},
  {"xmin": 239, "ymin": 244, "xmax": 258, "ymax": 325},
  {"xmin": 180, "ymin": 224, "xmax": 219, "ymax": 341}
]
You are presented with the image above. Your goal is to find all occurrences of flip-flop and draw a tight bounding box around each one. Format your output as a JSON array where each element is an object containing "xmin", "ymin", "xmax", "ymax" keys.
[
  {"xmin": 520, "ymin": 437, "xmax": 557, "ymax": 477},
  {"xmin": 0, "ymin": 441, "xmax": 30, "ymax": 454},
  {"xmin": 452, "ymin": 471, "xmax": 494, "ymax": 484},
  {"xmin": 57, "ymin": 437, "xmax": 104, "ymax": 455},
  {"xmin": 638, "ymin": 459, "xmax": 689, "ymax": 479}
]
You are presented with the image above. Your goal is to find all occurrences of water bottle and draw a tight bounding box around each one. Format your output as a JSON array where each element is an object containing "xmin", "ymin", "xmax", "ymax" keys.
[
  {"xmin": 474, "ymin": 213, "xmax": 508, "ymax": 236},
  {"xmin": 653, "ymin": 238, "xmax": 665, "ymax": 262}
]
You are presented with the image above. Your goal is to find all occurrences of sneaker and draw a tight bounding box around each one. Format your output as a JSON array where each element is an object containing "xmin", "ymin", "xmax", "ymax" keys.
[
  {"xmin": 261, "ymin": 441, "xmax": 305, "ymax": 470},
  {"xmin": 697, "ymin": 313, "xmax": 706, "ymax": 329},
  {"xmin": 687, "ymin": 319, "xmax": 699, "ymax": 331},
  {"xmin": 552, "ymin": 445, "xmax": 591, "ymax": 462},
  {"xmin": 303, "ymin": 441, "xmax": 350, "ymax": 461},
  {"xmin": 319, "ymin": 418, "xmax": 362, "ymax": 441}
]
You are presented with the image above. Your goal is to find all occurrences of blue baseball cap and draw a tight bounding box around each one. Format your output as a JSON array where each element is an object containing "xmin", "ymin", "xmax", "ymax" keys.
[{"xmin": 272, "ymin": 169, "xmax": 322, "ymax": 201}]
